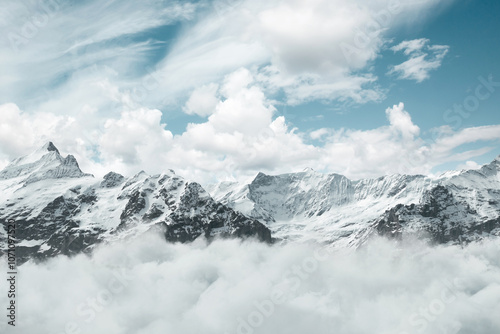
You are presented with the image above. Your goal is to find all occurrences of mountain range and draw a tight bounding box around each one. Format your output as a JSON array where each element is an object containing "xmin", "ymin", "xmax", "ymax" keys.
[
  {"xmin": 208, "ymin": 157, "xmax": 500, "ymax": 247},
  {"xmin": 0, "ymin": 142, "xmax": 271, "ymax": 263},
  {"xmin": 1, "ymin": 142, "xmax": 499, "ymax": 263}
]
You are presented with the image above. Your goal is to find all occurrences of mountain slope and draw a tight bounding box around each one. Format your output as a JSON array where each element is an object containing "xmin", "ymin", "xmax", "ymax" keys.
[
  {"xmin": 0, "ymin": 143, "xmax": 272, "ymax": 263},
  {"xmin": 209, "ymin": 158, "xmax": 500, "ymax": 246}
]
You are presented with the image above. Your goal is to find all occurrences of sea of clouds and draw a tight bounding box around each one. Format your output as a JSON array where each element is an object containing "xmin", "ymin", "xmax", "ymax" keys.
[{"xmin": 1, "ymin": 232, "xmax": 500, "ymax": 334}]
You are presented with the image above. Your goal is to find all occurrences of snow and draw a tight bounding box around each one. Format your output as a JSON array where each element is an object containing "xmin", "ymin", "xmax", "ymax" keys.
[
  {"xmin": 209, "ymin": 160, "xmax": 500, "ymax": 245},
  {"xmin": 1, "ymin": 143, "xmax": 499, "ymax": 254},
  {"xmin": 17, "ymin": 239, "xmax": 44, "ymax": 247}
]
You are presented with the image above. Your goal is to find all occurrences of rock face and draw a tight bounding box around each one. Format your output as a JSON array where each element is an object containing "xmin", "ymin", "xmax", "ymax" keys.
[
  {"xmin": 0, "ymin": 143, "xmax": 272, "ymax": 263},
  {"xmin": 375, "ymin": 166, "xmax": 500, "ymax": 244},
  {"xmin": 209, "ymin": 159, "xmax": 500, "ymax": 247}
]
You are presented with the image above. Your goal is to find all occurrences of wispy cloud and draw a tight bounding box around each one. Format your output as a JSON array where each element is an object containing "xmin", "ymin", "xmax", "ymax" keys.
[
  {"xmin": 0, "ymin": 0, "xmax": 198, "ymax": 110},
  {"xmin": 388, "ymin": 38, "xmax": 449, "ymax": 83},
  {"xmin": 153, "ymin": 0, "xmax": 457, "ymax": 107}
]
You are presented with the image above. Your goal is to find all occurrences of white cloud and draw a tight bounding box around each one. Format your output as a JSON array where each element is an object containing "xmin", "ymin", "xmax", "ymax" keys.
[
  {"xmin": 183, "ymin": 83, "xmax": 220, "ymax": 117},
  {"xmin": 2, "ymin": 233, "xmax": 500, "ymax": 333},
  {"xmin": 389, "ymin": 38, "xmax": 449, "ymax": 83},
  {"xmin": 385, "ymin": 102, "xmax": 420, "ymax": 140},
  {"xmin": 2, "ymin": 96, "xmax": 500, "ymax": 184},
  {"xmin": 310, "ymin": 128, "xmax": 330, "ymax": 141},
  {"xmin": 154, "ymin": 0, "xmax": 456, "ymax": 107},
  {"xmin": 99, "ymin": 108, "xmax": 173, "ymax": 168},
  {"xmin": 391, "ymin": 38, "xmax": 430, "ymax": 55},
  {"xmin": 0, "ymin": 0, "xmax": 460, "ymax": 135},
  {"xmin": 0, "ymin": 0, "xmax": 198, "ymax": 110},
  {"xmin": 457, "ymin": 160, "xmax": 482, "ymax": 171}
]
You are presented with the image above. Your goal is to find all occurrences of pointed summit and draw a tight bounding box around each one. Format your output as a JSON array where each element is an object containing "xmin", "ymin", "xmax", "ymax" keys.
[
  {"xmin": 0, "ymin": 141, "xmax": 92, "ymax": 183},
  {"xmin": 44, "ymin": 141, "xmax": 60, "ymax": 154}
]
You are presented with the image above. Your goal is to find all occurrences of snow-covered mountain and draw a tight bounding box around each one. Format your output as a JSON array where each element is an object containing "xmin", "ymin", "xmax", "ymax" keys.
[
  {"xmin": 208, "ymin": 157, "xmax": 500, "ymax": 247},
  {"xmin": 0, "ymin": 143, "xmax": 272, "ymax": 263},
  {"xmin": 2, "ymin": 143, "xmax": 499, "ymax": 263}
]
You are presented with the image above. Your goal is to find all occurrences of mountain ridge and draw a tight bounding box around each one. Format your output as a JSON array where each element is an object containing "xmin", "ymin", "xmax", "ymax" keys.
[
  {"xmin": 0, "ymin": 143, "xmax": 272, "ymax": 263},
  {"xmin": 1, "ymin": 143, "xmax": 499, "ymax": 263},
  {"xmin": 209, "ymin": 155, "xmax": 500, "ymax": 246}
]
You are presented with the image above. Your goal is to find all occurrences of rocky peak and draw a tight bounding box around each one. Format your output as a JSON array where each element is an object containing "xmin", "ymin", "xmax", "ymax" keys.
[
  {"xmin": 0, "ymin": 142, "xmax": 92, "ymax": 183},
  {"xmin": 44, "ymin": 141, "xmax": 60, "ymax": 154},
  {"xmin": 101, "ymin": 172, "xmax": 125, "ymax": 188}
]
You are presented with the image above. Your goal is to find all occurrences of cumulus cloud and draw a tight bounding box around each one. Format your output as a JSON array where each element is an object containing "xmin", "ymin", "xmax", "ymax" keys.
[
  {"xmin": 183, "ymin": 83, "xmax": 220, "ymax": 117},
  {"xmin": 99, "ymin": 108, "xmax": 173, "ymax": 169},
  {"xmin": 388, "ymin": 38, "xmax": 449, "ymax": 83},
  {"xmin": 457, "ymin": 160, "xmax": 482, "ymax": 171},
  {"xmin": 1, "ymin": 232, "xmax": 499, "ymax": 334},
  {"xmin": 385, "ymin": 102, "xmax": 420, "ymax": 140},
  {"xmin": 2, "ymin": 95, "xmax": 500, "ymax": 184}
]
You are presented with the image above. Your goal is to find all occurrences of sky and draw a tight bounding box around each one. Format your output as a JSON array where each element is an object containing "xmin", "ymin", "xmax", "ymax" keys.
[{"xmin": 0, "ymin": 0, "xmax": 499, "ymax": 184}]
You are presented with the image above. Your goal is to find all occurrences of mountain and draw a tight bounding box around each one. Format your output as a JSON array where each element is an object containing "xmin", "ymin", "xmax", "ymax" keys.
[
  {"xmin": 208, "ymin": 158, "xmax": 500, "ymax": 247},
  {"xmin": 2, "ymin": 143, "xmax": 499, "ymax": 263},
  {"xmin": 0, "ymin": 143, "xmax": 272, "ymax": 263}
]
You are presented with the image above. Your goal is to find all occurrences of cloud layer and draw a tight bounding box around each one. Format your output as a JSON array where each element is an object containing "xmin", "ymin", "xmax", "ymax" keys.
[
  {"xmin": 2, "ymin": 83, "xmax": 500, "ymax": 184},
  {"xmin": 1, "ymin": 233, "xmax": 499, "ymax": 334}
]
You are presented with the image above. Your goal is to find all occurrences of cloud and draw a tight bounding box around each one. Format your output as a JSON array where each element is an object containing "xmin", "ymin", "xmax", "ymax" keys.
[
  {"xmin": 391, "ymin": 38, "xmax": 430, "ymax": 55},
  {"xmin": 388, "ymin": 38, "xmax": 449, "ymax": 83},
  {"xmin": 0, "ymin": 0, "xmax": 474, "ymax": 184},
  {"xmin": 174, "ymin": 68, "xmax": 320, "ymax": 180},
  {"xmin": 457, "ymin": 160, "xmax": 482, "ymax": 171},
  {"xmin": 1, "ymin": 232, "xmax": 499, "ymax": 334},
  {"xmin": 99, "ymin": 108, "xmax": 173, "ymax": 167},
  {"xmin": 2, "ymin": 96, "xmax": 500, "ymax": 184},
  {"xmin": 0, "ymin": 0, "xmax": 462, "ymax": 149},
  {"xmin": 153, "ymin": 0, "xmax": 456, "ymax": 107},
  {"xmin": 385, "ymin": 102, "xmax": 420, "ymax": 140},
  {"xmin": 183, "ymin": 83, "xmax": 220, "ymax": 117},
  {"xmin": 0, "ymin": 0, "xmax": 198, "ymax": 110}
]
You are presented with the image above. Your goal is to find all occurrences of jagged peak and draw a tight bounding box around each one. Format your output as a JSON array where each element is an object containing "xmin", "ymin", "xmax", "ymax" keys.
[
  {"xmin": 63, "ymin": 155, "xmax": 79, "ymax": 166},
  {"xmin": 30, "ymin": 141, "xmax": 61, "ymax": 159},
  {"xmin": 252, "ymin": 172, "xmax": 270, "ymax": 182},
  {"xmin": 101, "ymin": 171, "xmax": 125, "ymax": 188},
  {"xmin": 43, "ymin": 141, "xmax": 60, "ymax": 154},
  {"xmin": 0, "ymin": 141, "xmax": 92, "ymax": 182}
]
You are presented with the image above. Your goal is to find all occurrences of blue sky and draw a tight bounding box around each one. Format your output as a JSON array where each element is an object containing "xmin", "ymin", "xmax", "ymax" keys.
[{"xmin": 0, "ymin": 0, "xmax": 499, "ymax": 182}]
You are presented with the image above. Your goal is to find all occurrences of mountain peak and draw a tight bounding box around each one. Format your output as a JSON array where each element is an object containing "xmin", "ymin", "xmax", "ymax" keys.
[
  {"xmin": 44, "ymin": 141, "xmax": 60, "ymax": 154},
  {"xmin": 33, "ymin": 141, "xmax": 61, "ymax": 157},
  {"xmin": 0, "ymin": 141, "xmax": 92, "ymax": 183}
]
